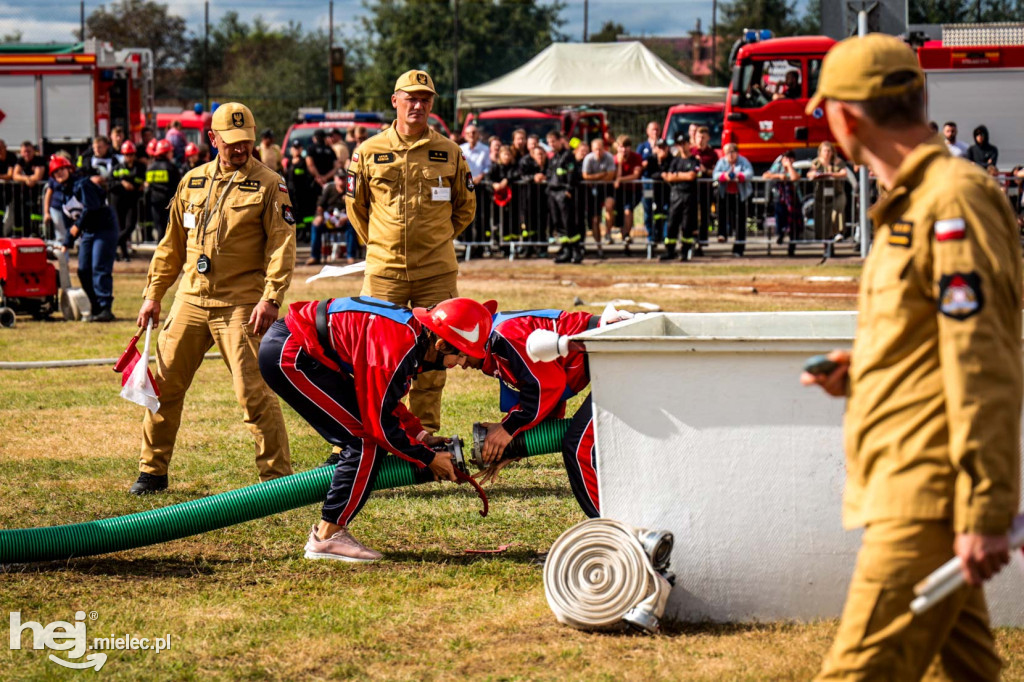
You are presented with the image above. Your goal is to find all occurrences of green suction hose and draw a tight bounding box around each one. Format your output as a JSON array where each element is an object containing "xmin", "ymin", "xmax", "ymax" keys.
[
  {"xmin": 0, "ymin": 453, "xmax": 442, "ymax": 564},
  {"xmin": 471, "ymin": 418, "xmax": 572, "ymax": 467}
]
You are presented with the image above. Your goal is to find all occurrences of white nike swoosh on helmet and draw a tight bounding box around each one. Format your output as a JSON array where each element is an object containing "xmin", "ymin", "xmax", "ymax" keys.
[{"xmin": 449, "ymin": 323, "xmax": 480, "ymax": 344}]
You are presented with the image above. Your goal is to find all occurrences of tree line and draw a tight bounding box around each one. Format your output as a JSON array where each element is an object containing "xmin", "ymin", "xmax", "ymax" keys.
[{"xmin": 76, "ymin": 0, "xmax": 1018, "ymax": 137}]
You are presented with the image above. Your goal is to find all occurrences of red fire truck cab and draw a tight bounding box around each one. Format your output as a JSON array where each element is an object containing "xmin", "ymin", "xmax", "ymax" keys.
[
  {"xmin": 461, "ymin": 108, "xmax": 608, "ymax": 146},
  {"xmin": 155, "ymin": 108, "xmax": 213, "ymax": 146},
  {"xmin": 722, "ymin": 32, "xmax": 836, "ymax": 169}
]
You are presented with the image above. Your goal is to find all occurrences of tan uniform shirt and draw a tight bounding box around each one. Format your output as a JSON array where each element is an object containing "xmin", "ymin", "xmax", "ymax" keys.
[
  {"xmin": 259, "ymin": 143, "xmax": 283, "ymax": 172},
  {"xmin": 845, "ymin": 138, "xmax": 1022, "ymax": 535},
  {"xmin": 143, "ymin": 157, "xmax": 296, "ymax": 307},
  {"xmin": 345, "ymin": 126, "xmax": 475, "ymax": 281}
]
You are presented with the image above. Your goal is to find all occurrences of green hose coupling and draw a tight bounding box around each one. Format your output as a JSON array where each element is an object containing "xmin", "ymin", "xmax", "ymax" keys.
[{"xmin": 470, "ymin": 418, "xmax": 572, "ymax": 468}]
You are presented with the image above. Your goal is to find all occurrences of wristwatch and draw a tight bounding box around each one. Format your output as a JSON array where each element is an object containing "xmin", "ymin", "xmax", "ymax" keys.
[{"xmin": 266, "ymin": 300, "xmax": 280, "ymax": 309}]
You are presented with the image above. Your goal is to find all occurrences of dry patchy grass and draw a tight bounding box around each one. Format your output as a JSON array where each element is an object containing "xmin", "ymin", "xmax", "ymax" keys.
[{"xmin": 2, "ymin": 258, "xmax": 1021, "ymax": 681}]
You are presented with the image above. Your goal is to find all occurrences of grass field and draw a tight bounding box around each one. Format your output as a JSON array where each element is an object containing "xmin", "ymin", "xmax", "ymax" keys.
[{"xmin": 2, "ymin": 257, "xmax": 1022, "ymax": 681}]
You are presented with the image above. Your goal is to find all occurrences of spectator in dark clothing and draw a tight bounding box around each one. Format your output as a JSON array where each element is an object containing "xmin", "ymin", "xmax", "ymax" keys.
[
  {"xmin": 76, "ymin": 136, "xmax": 116, "ymax": 185},
  {"xmin": 660, "ymin": 137, "xmax": 700, "ymax": 261},
  {"xmin": 145, "ymin": 139, "xmax": 181, "ymax": 243},
  {"xmin": 306, "ymin": 130, "xmax": 338, "ymax": 187},
  {"xmin": 644, "ymin": 139, "xmax": 671, "ymax": 251},
  {"xmin": 64, "ymin": 174, "xmax": 118, "ymax": 321},
  {"xmin": 690, "ymin": 126, "xmax": 718, "ymax": 254},
  {"xmin": 763, "ymin": 149, "xmax": 803, "ymax": 255},
  {"xmin": 518, "ymin": 145, "xmax": 548, "ymax": 251},
  {"xmin": 12, "ymin": 141, "xmax": 46, "ymax": 232},
  {"xmin": 110, "ymin": 141, "xmax": 147, "ymax": 260},
  {"xmin": 286, "ymin": 141, "xmax": 317, "ymax": 244},
  {"xmin": 511, "ymin": 128, "xmax": 529, "ymax": 164},
  {"xmin": 488, "ymin": 145, "xmax": 520, "ymax": 249},
  {"xmin": 546, "ymin": 131, "xmax": 582, "ymax": 264},
  {"xmin": 0, "ymin": 140, "xmax": 16, "ymax": 231},
  {"xmin": 966, "ymin": 125, "xmax": 998, "ymax": 170},
  {"xmin": 307, "ymin": 173, "xmax": 357, "ymax": 265}
]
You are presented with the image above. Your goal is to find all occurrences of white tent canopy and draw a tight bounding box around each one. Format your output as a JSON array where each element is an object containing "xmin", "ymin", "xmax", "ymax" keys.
[{"xmin": 456, "ymin": 41, "xmax": 727, "ymax": 110}]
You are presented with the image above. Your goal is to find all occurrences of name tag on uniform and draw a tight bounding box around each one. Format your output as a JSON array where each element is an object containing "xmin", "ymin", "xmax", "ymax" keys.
[
  {"xmin": 432, "ymin": 186, "xmax": 451, "ymax": 201},
  {"xmin": 183, "ymin": 212, "xmax": 197, "ymax": 230}
]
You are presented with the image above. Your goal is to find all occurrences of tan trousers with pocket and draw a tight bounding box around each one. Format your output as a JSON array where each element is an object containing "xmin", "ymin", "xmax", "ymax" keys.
[
  {"xmin": 817, "ymin": 519, "xmax": 1001, "ymax": 681},
  {"xmin": 139, "ymin": 299, "xmax": 293, "ymax": 482}
]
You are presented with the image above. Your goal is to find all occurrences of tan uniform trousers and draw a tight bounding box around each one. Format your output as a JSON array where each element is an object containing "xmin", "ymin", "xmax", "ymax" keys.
[
  {"xmin": 361, "ymin": 271, "xmax": 458, "ymax": 432},
  {"xmin": 140, "ymin": 299, "xmax": 293, "ymax": 482},
  {"xmin": 817, "ymin": 520, "xmax": 1001, "ymax": 682}
]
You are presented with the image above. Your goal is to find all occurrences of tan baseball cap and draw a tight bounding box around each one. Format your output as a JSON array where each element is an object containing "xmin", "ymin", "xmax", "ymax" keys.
[
  {"xmin": 394, "ymin": 70, "xmax": 436, "ymax": 95},
  {"xmin": 211, "ymin": 102, "xmax": 256, "ymax": 144},
  {"xmin": 805, "ymin": 33, "xmax": 924, "ymax": 115}
]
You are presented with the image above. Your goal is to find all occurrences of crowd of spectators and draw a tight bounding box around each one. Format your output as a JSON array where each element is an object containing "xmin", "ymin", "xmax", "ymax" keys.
[{"xmin": 5, "ymin": 113, "xmax": 1021, "ymax": 271}]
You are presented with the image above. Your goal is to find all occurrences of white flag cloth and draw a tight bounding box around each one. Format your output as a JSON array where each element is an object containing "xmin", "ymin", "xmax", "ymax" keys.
[
  {"xmin": 305, "ymin": 260, "xmax": 367, "ymax": 283},
  {"xmin": 120, "ymin": 322, "xmax": 161, "ymax": 414}
]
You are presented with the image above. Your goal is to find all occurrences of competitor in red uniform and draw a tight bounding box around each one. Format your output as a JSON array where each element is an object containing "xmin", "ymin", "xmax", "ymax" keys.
[
  {"xmin": 258, "ymin": 296, "xmax": 494, "ymax": 562},
  {"xmin": 453, "ymin": 308, "xmax": 602, "ymax": 518}
]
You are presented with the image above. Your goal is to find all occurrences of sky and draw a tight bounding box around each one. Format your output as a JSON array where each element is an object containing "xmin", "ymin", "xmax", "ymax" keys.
[{"xmin": 0, "ymin": 0, "xmax": 738, "ymax": 45}]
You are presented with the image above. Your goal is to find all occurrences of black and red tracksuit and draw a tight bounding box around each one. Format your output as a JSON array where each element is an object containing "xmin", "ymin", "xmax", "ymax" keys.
[
  {"xmin": 482, "ymin": 309, "xmax": 600, "ymax": 517},
  {"xmin": 259, "ymin": 296, "xmax": 439, "ymax": 526}
]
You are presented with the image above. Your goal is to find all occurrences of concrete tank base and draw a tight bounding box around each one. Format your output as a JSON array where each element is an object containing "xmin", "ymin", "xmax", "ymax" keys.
[{"xmin": 575, "ymin": 311, "xmax": 1024, "ymax": 626}]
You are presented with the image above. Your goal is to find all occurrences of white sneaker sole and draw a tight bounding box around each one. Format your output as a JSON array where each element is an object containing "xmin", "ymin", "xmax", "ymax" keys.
[{"xmin": 304, "ymin": 549, "xmax": 379, "ymax": 563}]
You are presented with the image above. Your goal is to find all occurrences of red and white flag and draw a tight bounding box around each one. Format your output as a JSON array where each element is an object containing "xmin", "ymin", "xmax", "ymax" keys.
[{"xmin": 114, "ymin": 322, "xmax": 161, "ymax": 414}]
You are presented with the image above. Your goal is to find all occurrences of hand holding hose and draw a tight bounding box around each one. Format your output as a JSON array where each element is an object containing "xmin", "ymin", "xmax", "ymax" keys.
[
  {"xmin": 428, "ymin": 449, "xmax": 457, "ymax": 482},
  {"xmin": 955, "ymin": 533, "xmax": 1011, "ymax": 586},
  {"xmin": 481, "ymin": 422, "xmax": 514, "ymax": 464}
]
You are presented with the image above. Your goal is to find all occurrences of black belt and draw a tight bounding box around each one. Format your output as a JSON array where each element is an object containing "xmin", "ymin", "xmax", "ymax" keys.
[{"xmin": 315, "ymin": 298, "xmax": 345, "ymax": 369}]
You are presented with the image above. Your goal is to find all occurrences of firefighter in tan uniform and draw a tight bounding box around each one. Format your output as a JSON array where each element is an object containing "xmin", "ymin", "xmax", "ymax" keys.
[
  {"xmin": 130, "ymin": 102, "xmax": 297, "ymax": 494},
  {"xmin": 802, "ymin": 35, "xmax": 1022, "ymax": 680},
  {"xmin": 345, "ymin": 69, "xmax": 476, "ymax": 432}
]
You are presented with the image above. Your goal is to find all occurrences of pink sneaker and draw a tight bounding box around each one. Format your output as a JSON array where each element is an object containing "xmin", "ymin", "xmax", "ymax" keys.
[{"xmin": 303, "ymin": 525, "xmax": 383, "ymax": 563}]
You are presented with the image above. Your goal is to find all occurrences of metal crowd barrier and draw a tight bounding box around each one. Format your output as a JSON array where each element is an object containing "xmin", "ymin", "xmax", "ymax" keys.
[{"xmin": 458, "ymin": 175, "xmax": 871, "ymax": 261}]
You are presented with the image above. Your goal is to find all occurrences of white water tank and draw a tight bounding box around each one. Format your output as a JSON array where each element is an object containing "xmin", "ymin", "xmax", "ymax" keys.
[{"xmin": 575, "ymin": 311, "xmax": 1024, "ymax": 625}]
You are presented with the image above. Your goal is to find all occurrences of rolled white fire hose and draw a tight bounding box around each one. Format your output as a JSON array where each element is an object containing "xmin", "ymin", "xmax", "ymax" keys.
[
  {"xmin": 544, "ymin": 518, "xmax": 673, "ymax": 633},
  {"xmin": 910, "ymin": 513, "xmax": 1024, "ymax": 615}
]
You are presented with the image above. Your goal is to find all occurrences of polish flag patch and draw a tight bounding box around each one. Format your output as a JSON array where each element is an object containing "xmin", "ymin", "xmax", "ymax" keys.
[{"xmin": 935, "ymin": 218, "xmax": 966, "ymax": 242}]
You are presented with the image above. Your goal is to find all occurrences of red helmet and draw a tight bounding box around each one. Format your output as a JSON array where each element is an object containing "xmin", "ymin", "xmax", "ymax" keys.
[
  {"xmin": 48, "ymin": 154, "xmax": 73, "ymax": 175},
  {"xmin": 413, "ymin": 298, "xmax": 497, "ymax": 359},
  {"xmin": 154, "ymin": 139, "xmax": 173, "ymax": 157},
  {"xmin": 146, "ymin": 139, "xmax": 158, "ymax": 156},
  {"xmin": 185, "ymin": 142, "xmax": 199, "ymax": 157},
  {"xmin": 120, "ymin": 140, "xmax": 137, "ymax": 155}
]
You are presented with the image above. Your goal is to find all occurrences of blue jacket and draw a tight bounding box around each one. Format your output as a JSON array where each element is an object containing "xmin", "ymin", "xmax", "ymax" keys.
[{"xmin": 713, "ymin": 155, "xmax": 754, "ymax": 201}]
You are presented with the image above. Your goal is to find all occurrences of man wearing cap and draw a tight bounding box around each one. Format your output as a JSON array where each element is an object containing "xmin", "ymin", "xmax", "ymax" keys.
[
  {"xmin": 345, "ymin": 69, "xmax": 475, "ymax": 433},
  {"xmin": 801, "ymin": 34, "xmax": 1021, "ymax": 680},
  {"xmin": 130, "ymin": 102, "xmax": 297, "ymax": 494},
  {"xmin": 258, "ymin": 128, "xmax": 282, "ymax": 173}
]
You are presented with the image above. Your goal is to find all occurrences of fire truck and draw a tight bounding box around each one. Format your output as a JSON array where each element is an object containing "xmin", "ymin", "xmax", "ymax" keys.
[
  {"xmin": 721, "ymin": 31, "xmax": 836, "ymax": 169},
  {"xmin": 461, "ymin": 107, "xmax": 608, "ymax": 147},
  {"xmin": 0, "ymin": 39, "xmax": 153, "ymax": 154},
  {"xmin": 917, "ymin": 24, "xmax": 1024, "ymax": 168}
]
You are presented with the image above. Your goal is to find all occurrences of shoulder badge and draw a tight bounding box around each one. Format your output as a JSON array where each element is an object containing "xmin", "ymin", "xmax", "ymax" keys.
[
  {"xmin": 239, "ymin": 180, "xmax": 260, "ymax": 192},
  {"xmin": 888, "ymin": 221, "xmax": 912, "ymax": 248},
  {"xmin": 934, "ymin": 217, "xmax": 967, "ymax": 242},
  {"xmin": 347, "ymin": 170, "xmax": 357, "ymax": 197},
  {"xmin": 282, "ymin": 204, "xmax": 295, "ymax": 225},
  {"xmin": 466, "ymin": 172, "xmax": 475, "ymax": 191},
  {"xmin": 278, "ymin": 182, "xmax": 288, "ymax": 194},
  {"xmin": 187, "ymin": 177, "xmax": 207, "ymax": 189},
  {"xmin": 429, "ymin": 150, "xmax": 449, "ymax": 162},
  {"xmin": 352, "ymin": 152, "xmax": 360, "ymax": 164},
  {"xmin": 373, "ymin": 152, "xmax": 395, "ymax": 164},
  {"xmin": 938, "ymin": 272, "xmax": 983, "ymax": 320}
]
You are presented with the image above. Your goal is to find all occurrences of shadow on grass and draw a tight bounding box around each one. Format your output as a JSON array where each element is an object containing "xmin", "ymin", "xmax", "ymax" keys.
[
  {"xmin": 1, "ymin": 556, "xmax": 234, "ymax": 578},
  {"xmin": 385, "ymin": 548, "xmax": 544, "ymax": 566},
  {"xmin": 377, "ymin": 483, "xmax": 570, "ymax": 501}
]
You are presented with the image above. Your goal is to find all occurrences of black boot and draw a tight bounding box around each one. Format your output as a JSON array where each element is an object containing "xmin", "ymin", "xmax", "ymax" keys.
[
  {"xmin": 554, "ymin": 244, "xmax": 572, "ymax": 263},
  {"xmin": 129, "ymin": 472, "xmax": 168, "ymax": 495},
  {"xmin": 658, "ymin": 245, "xmax": 677, "ymax": 261},
  {"xmin": 680, "ymin": 243, "xmax": 694, "ymax": 262},
  {"xmin": 571, "ymin": 243, "xmax": 585, "ymax": 264}
]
